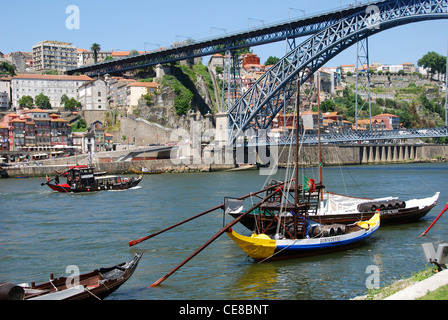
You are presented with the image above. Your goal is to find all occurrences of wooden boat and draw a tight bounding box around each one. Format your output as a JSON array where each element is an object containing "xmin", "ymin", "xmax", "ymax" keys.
[
  {"xmin": 229, "ymin": 190, "xmax": 439, "ymax": 231},
  {"xmin": 1, "ymin": 253, "xmax": 142, "ymax": 300},
  {"xmin": 43, "ymin": 165, "xmax": 142, "ymax": 193},
  {"xmin": 227, "ymin": 212, "xmax": 379, "ymax": 262}
]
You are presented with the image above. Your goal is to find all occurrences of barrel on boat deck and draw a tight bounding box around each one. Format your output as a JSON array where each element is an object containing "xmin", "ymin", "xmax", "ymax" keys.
[{"xmin": 0, "ymin": 282, "xmax": 24, "ymax": 300}]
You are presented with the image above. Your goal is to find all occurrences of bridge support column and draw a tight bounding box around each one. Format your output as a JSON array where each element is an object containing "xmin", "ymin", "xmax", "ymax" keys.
[
  {"xmin": 409, "ymin": 145, "xmax": 415, "ymax": 160},
  {"xmin": 215, "ymin": 112, "xmax": 228, "ymax": 147},
  {"xmin": 381, "ymin": 146, "xmax": 387, "ymax": 162},
  {"xmin": 362, "ymin": 146, "xmax": 368, "ymax": 163},
  {"xmin": 404, "ymin": 145, "xmax": 410, "ymax": 161}
]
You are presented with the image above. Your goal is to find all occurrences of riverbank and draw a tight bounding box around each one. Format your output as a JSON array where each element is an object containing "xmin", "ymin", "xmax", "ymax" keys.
[
  {"xmin": 353, "ymin": 267, "xmax": 448, "ymax": 300},
  {"xmin": 2, "ymin": 144, "xmax": 447, "ymax": 178}
]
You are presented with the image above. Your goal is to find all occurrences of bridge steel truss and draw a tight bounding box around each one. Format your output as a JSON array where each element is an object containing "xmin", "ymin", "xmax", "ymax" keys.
[
  {"xmin": 242, "ymin": 127, "xmax": 448, "ymax": 147},
  {"xmin": 227, "ymin": 0, "xmax": 448, "ymax": 145},
  {"xmin": 67, "ymin": 2, "xmax": 379, "ymax": 76}
]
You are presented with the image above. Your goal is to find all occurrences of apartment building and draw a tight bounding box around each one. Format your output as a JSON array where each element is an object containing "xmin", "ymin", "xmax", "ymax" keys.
[
  {"xmin": 78, "ymin": 78, "xmax": 108, "ymax": 111},
  {"xmin": 12, "ymin": 74, "xmax": 93, "ymax": 109},
  {"xmin": 32, "ymin": 40, "xmax": 77, "ymax": 72}
]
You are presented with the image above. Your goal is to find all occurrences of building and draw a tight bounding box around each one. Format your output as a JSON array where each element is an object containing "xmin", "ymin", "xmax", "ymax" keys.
[
  {"xmin": 32, "ymin": 40, "xmax": 77, "ymax": 72},
  {"xmin": 126, "ymin": 81, "xmax": 159, "ymax": 113},
  {"xmin": 0, "ymin": 75, "xmax": 11, "ymax": 110},
  {"xmin": 12, "ymin": 74, "xmax": 93, "ymax": 109},
  {"xmin": 372, "ymin": 113, "xmax": 400, "ymax": 130},
  {"xmin": 77, "ymin": 48, "xmax": 112, "ymax": 67},
  {"xmin": 341, "ymin": 64, "xmax": 356, "ymax": 74},
  {"xmin": 78, "ymin": 78, "xmax": 108, "ymax": 111},
  {"xmin": 107, "ymin": 77, "xmax": 136, "ymax": 109},
  {"xmin": 0, "ymin": 108, "xmax": 72, "ymax": 152}
]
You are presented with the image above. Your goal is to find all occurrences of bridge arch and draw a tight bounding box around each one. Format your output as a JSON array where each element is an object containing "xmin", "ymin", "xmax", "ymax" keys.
[{"xmin": 227, "ymin": 0, "xmax": 448, "ymax": 145}]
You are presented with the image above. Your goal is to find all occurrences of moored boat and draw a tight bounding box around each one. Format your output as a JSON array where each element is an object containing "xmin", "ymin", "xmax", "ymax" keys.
[
  {"xmin": 226, "ymin": 212, "xmax": 380, "ymax": 262},
  {"xmin": 1, "ymin": 253, "xmax": 142, "ymax": 300},
  {"xmin": 230, "ymin": 190, "xmax": 439, "ymax": 231},
  {"xmin": 43, "ymin": 165, "xmax": 142, "ymax": 193}
]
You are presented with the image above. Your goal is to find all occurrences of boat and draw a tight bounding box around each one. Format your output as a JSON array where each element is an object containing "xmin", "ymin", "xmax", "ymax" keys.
[
  {"xmin": 226, "ymin": 212, "xmax": 379, "ymax": 262},
  {"xmin": 1, "ymin": 253, "xmax": 142, "ymax": 300},
  {"xmin": 43, "ymin": 165, "xmax": 142, "ymax": 193},
  {"xmin": 223, "ymin": 74, "xmax": 382, "ymax": 262},
  {"xmin": 230, "ymin": 190, "xmax": 439, "ymax": 231}
]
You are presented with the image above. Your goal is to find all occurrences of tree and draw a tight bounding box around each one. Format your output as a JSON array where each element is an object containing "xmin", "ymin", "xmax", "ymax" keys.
[
  {"xmin": 129, "ymin": 49, "xmax": 140, "ymax": 57},
  {"xmin": 265, "ymin": 56, "xmax": 280, "ymax": 66},
  {"xmin": 64, "ymin": 97, "xmax": 82, "ymax": 111},
  {"xmin": 418, "ymin": 51, "xmax": 446, "ymax": 80},
  {"xmin": 34, "ymin": 93, "xmax": 51, "ymax": 109},
  {"xmin": 18, "ymin": 95, "xmax": 34, "ymax": 108},
  {"xmin": 91, "ymin": 43, "xmax": 101, "ymax": 64},
  {"xmin": 0, "ymin": 61, "xmax": 16, "ymax": 76}
]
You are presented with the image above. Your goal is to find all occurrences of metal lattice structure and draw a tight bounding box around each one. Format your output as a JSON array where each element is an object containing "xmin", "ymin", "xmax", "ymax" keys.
[
  {"xmin": 242, "ymin": 127, "xmax": 448, "ymax": 147},
  {"xmin": 228, "ymin": 0, "xmax": 448, "ymax": 145},
  {"xmin": 67, "ymin": 2, "xmax": 376, "ymax": 76}
]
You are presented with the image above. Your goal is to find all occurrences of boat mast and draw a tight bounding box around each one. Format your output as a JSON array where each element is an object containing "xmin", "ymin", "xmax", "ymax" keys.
[
  {"xmin": 317, "ymin": 72, "xmax": 323, "ymax": 204},
  {"xmin": 294, "ymin": 77, "xmax": 302, "ymax": 238}
]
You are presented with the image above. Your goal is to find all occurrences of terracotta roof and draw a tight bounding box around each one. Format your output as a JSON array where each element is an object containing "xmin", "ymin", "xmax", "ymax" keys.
[
  {"xmin": 25, "ymin": 107, "xmax": 49, "ymax": 113},
  {"xmin": 128, "ymin": 81, "xmax": 158, "ymax": 88},
  {"xmin": 373, "ymin": 113, "xmax": 399, "ymax": 118},
  {"xmin": 13, "ymin": 74, "xmax": 93, "ymax": 81}
]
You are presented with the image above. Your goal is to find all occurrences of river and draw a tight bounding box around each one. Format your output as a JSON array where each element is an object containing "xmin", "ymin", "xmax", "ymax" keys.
[{"xmin": 0, "ymin": 162, "xmax": 447, "ymax": 300}]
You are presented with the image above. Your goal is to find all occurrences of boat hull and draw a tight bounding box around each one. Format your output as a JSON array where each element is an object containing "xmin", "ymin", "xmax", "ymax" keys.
[
  {"xmin": 227, "ymin": 214, "xmax": 380, "ymax": 262},
  {"xmin": 230, "ymin": 192, "xmax": 439, "ymax": 232},
  {"xmin": 47, "ymin": 178, "xmax": 142, "ymax": 193},
  {"xmin": 23, "ymin": 253, "xmax": 142, "ymax": 300}
]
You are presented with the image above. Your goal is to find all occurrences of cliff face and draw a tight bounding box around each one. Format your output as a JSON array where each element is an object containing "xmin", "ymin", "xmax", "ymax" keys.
[{"xmin": 112, "ymin": 63, "xmax": 218, "ymax": 145}]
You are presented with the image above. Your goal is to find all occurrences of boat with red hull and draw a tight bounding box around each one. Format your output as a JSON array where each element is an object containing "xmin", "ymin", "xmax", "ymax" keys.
[{"xmin": 43, "ymin": 165, "xmax": 142, "ymax": 193}]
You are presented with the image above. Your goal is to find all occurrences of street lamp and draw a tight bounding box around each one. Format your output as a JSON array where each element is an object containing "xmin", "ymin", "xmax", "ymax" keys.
[
  {"xmin": 210, "ymin": 27, "xmax": 227, "ymax": 37},
  {"xmin": 288, "ymin": 8, "xmax": 306, "ymax": 19},
  {"xmin": 248, "ymin": 18, "xmax": 265, "ymax": 29},
  {"xmin": 144, "ymin": 42, "xmax": 161, "ymax": 53}
]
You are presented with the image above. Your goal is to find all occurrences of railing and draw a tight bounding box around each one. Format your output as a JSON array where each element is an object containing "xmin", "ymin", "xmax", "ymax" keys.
[{"xmin": 238, "ymin": 127, "xmax": 448, "ymax": 147}]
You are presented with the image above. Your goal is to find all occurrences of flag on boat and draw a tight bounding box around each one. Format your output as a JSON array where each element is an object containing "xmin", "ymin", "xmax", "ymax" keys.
[{"xmin": 303, "ymin": 176, "xmax": 315, "ymax": 192}]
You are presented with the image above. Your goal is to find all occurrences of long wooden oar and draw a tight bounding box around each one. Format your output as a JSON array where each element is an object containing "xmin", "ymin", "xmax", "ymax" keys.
[
  {"xmin": 149, "ymin": 185, "xmax": 285, "ymax": 287},
  {"xmin": 128, "ymin": 180, "xmax": 287, "ymax": 247},
  {"xmin": 419, "ymin": 202, "xmax": 448, "ymax": 237}
]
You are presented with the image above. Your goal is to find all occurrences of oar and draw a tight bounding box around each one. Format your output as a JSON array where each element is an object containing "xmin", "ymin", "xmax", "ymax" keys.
[
  {"xmin": 128, "ymin": 180, "xmax": 288, "ymax": 247},
  {"xmin": 419, "ymin": 202, "xmax": 448, "ymax": 237},
  {"xmin": 149, "ymin": 186, "xmax": 285, "ymax": 287}
]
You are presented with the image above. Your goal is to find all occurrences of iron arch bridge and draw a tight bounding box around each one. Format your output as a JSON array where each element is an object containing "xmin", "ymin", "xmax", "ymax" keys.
[
  {"xmin": 240, "ymin": 127, "xmax": 448, "ymax": 147},
  {"xmin": 228, "ymin": 0, "xmax": 448, "ymax": 145},
  {"xmin": 67, "ymin": 1, "xmax": 374, "ymax": 76}
]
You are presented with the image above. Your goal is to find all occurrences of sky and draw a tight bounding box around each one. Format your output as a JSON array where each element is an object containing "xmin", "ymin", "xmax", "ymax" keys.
[{"xmin": 1, "ymin": 0, "xmax": 447, "ymax": 68}]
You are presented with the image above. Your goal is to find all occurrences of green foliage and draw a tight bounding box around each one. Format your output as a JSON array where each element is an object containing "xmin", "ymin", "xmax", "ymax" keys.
[
  {"xmin": 18, "ymin": 95, "xmax": 34, "ymax": 108},
  {"xmin": 0, "ymin": 61, "xmax": 16, "ymax": 76},
  {"xmin": 91, "ymin": 43, "xmax": 101, "ymax": 63},
  {"xmin": 72, "ymin": 118, "xmax": 87, "ymax": 132},
  {"xmin": 34, "ymin": 93, "xmax": 51, "ymax": 109},
  {"xmin": 162, "ymin": 73, "xmax": 194, "ymax": 115},
  {"xmin": 265, "ymin": 56, "xmax": 280, "ymax": 66},
  {"xmin": 418, "ymin": 51, "xmax": 446, "ymax": 79},
  {"xmin": 45, "ymin": 69, "xmax": 58, "ymax": 75}
]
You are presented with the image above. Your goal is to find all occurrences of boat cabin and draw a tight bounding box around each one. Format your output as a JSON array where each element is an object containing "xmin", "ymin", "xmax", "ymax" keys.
[{"xmin": 66, "ymin": 165, "xmax": 96, "ymax": 188}]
